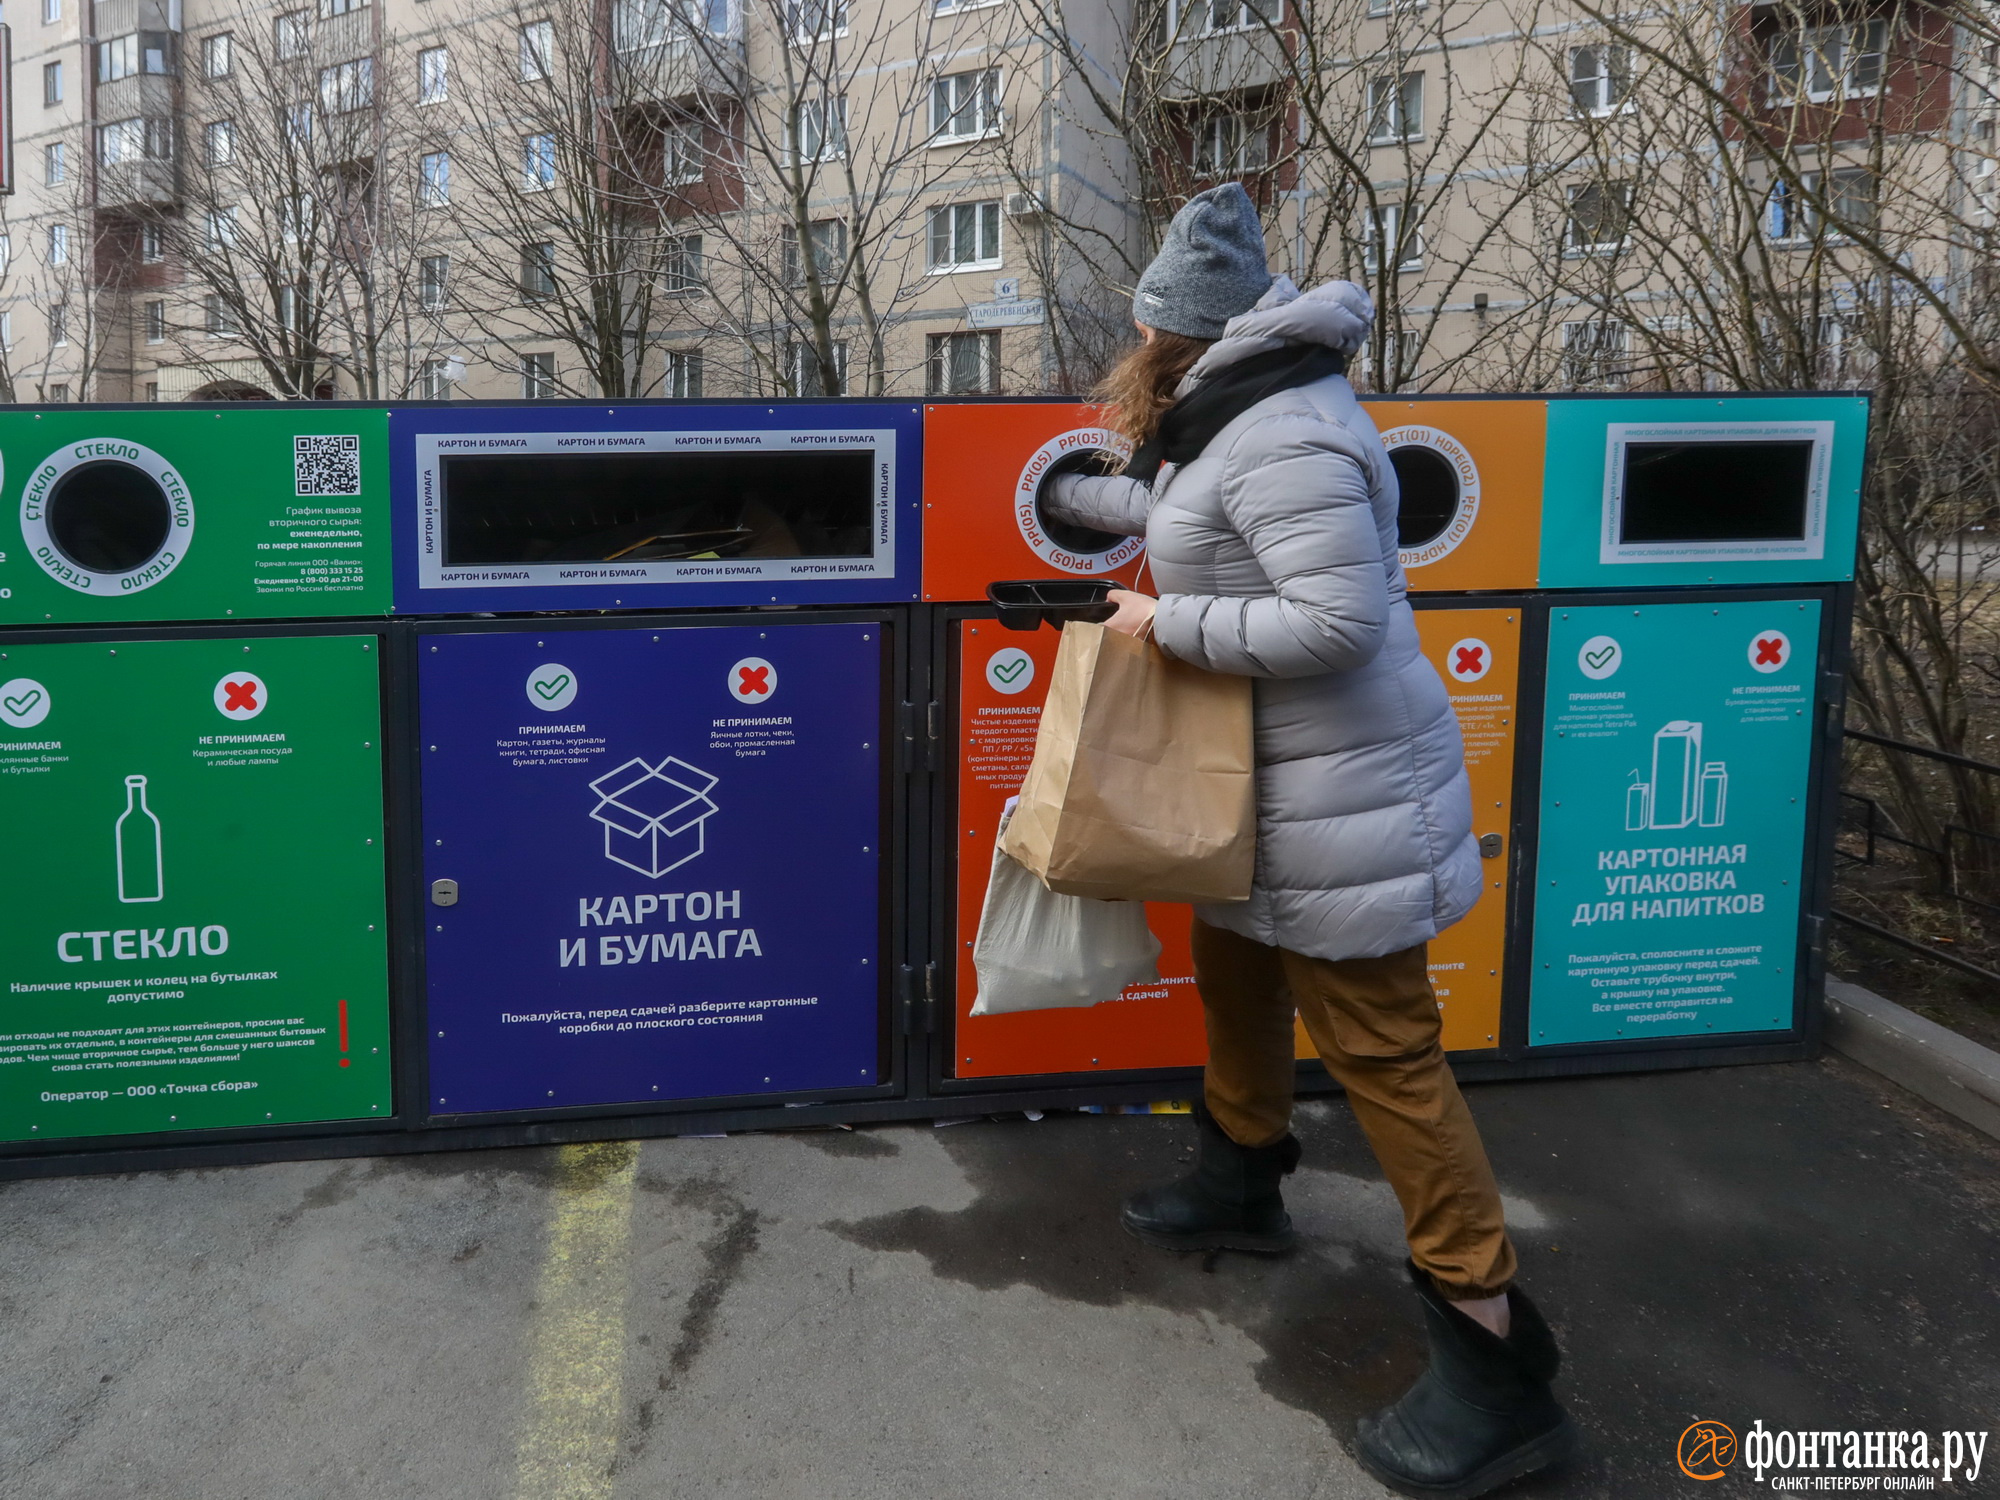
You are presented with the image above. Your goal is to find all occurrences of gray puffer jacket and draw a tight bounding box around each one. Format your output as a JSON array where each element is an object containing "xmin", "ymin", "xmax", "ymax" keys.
[{"xmin": 1047, "ymin": 276, "xmax": 1481, "ymax": 962}]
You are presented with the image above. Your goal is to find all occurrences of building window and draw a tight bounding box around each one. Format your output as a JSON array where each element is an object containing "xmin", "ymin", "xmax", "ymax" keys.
[
  {"xmin": 141, "ymin": 222, "xmax": 165, "ymax": 262},
  {"xmin": 144, "ymin": 119, "xmax": 175, "ymax": 161},
  {"xmin": 205, "ymin": 119, "xmax": 235, "ymax": 166},
  {"xmin": 1367, "ymin": 72, "xmax": 1423, "ymax": 142},
  {"xmin": 1563, "ymin": 180, "xmax": 1631, "ymax": 255},
  {"xmin": 1194, "ymin": 113, "xmax": 1270, "ymax": 176},
  {"xmin": 419, "ymin": 151, "xmax": 451, "ymax": 207},
  {"xmin": 928, "ymin": 330, "xmax": 1000, "ymax": 394},
  {"xmin": 1771, "ymin": 21, "xmax": 1887, "ymax": 103},
  {"xmin": 786, "ymin": 339, "xmax": 847, "ymax": 395},
  {"xmin": 667, "ymin": 349, "xmax": 703, "ymax": 398},
  {"xmin": 788, "ymin": 97, "xmax": 846, "ymax": 164},
  {"xmin": 43, "ymin": 62, "xmax": 62, "ymax": 107},
  {"xmin": 931, "ymin": 69, "xmax": 1000, "ymax": 142},
  {"xmin": 205, "ymin": 207, "xmax": 238, "ymax": 250},
  {"xmin": 520, "ymin": 241, "xmax": 557, "ymax": 299},
  {"xmin": 43, "ymin": 142, "xmax": 65, "ymax": 185},
  {"xmin": 0, "ymin": 314, "xmax": 11, "ymax": 351},
  {"xmin": 519, "ymin": 20, "xmax": 553, "ymax": 81},
  {"xmin": 100, "ymin": 119, "xmax": 144, "ymax": 164},
  {"xmin": 42, "ymin": 0, "xmax": 60, "ymax": 23},
  {"xmin": 287, "ymin": 103, "xmax": 314, "ymax": 144},
  {"xmin": 419, "ymin": 254, "xmax": 450, "ymax": 310},
  {"xmin": 202, "ymin": 33, "xmax": 234, "ymax": 79},
  {"xmin": 784, "ymin": 219, "xmax": 848, "ymax": 284},
  {"xmin": 144, "ymin": 382, "xmax": 160, "ymax": 401},
  {"xmin": 48, "ymin": 223, "xmax": 69, "ymax": 265},
  {"xmin": 274, "ymin": 11, "xmax": 309, "ymax": 60},
  {"xmin": 522, "ymin": 352, "xmax": 557, "ymax": 398},
  {"xmin": 663, "ymin": 233, "xmax": 704, "ymax": 293},
  {"xmin": 1767, "ymin": 166, "xmax": 1877, "ymax": 241},
  {"xmin": 145, "ymin": 300, "xmax": 167, "ymax": 343},
  {"xmin": 319, "ymin": 0, "xmax": 369, "ymax": 16},
  {"xmin": 521, "ymin": 133, "xmax": 557, "ymax": 192},
  {"xmin": 49, "ymin": 306, "xmax": 67, "ymax": 346},
  {"xmin": 1560, "ymin": 318, "xmax": 1627, "ymax": 387},
  {"xmin": 1569, "ymin": 45, "xmax": 1631, "ymax": 115},
  {"xmin": 0, "ymin": 235, "xmax": 13, "ymax": 274},
  {"xmin": 205, "ymin": 293, "xmax": 240, "ymax": 336},
  {"xmin": 1178, "ymin": 0, "xmax": 1276, "ymax": 35},
  {"xmin": 1365, "ymin": 0, "xmax": 1423, "ymax": 16},
  {"xmin": 280, "ymin": 193, "xmax": 312, "ymax": 242},
  {"xmin": 788, "ymin": 0, "xmax": 848, "ymax": 42},
  {"xmin": 616, "ymin": 0, "xmax": 700, "ymax": 51},
  {"xmin": 48, "ymin": 383, "xmax": 70, "ymax": 403},
  {"xmin": 99, "ymin": 34, "xmax": 139, "ymax": 81},
  {"xmin": 419, "ymin": 356, "xmax": 454, "ymax": 400},
  {"xmin": 320, "ymin": 58, "xmax": 375, "ymax": 114},
  {"xmin": 661, "ymin": 118, "xmax": 705, "ymax": 184},
  {"xmin": 927, "ymin": 201, "xmax": 1001, "ymax": 271},
  {"xmin": 419, "ymin": 46, "xmax": 448, "ymax": 105},
  {"xmin": 1362, "ymin": 202, "xmax": 1422, "ymax": 272}
]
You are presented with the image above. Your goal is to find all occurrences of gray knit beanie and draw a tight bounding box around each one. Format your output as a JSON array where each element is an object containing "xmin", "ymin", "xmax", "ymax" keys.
[{"xmin": 1132, "ymin": 183, "xmax": 1273, "ymax": 340}]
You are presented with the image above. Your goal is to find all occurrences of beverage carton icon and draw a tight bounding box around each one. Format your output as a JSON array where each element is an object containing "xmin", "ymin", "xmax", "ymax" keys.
[{"xmin": 588, "ymin": 756, "xmax": 720, "ymax": 878}]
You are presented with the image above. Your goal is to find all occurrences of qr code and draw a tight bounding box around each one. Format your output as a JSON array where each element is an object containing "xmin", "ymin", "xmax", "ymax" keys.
[{"xmin": 294, "ymin": 434, "xmax": 362, "ymax": 497}]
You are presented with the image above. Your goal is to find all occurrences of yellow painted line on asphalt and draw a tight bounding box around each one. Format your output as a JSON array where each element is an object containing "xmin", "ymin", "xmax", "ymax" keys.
[{"xmin": 514, "ymin": 1140, "xmax": 641, "ymax": 1500}]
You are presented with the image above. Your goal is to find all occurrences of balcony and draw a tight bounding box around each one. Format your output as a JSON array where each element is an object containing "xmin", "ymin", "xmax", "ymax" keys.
[{"xmin": 611, "ymin": 35, "xmax": 746, "ymax": 103}]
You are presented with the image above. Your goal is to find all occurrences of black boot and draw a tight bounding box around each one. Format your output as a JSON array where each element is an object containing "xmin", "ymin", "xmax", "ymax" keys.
[
  {"xmin": 1119, "ymin": 1102, "xmax": 1302, "ymax": 1254},
  {"xmin": 1354, "ymin": 1262, "xmax": 1577, "ymax": 1499}
]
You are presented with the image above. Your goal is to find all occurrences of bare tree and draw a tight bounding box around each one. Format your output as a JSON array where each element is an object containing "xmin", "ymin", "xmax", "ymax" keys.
[{"xmin": 152, "ymin": 2, "xmax": 426, "ymax": 398}]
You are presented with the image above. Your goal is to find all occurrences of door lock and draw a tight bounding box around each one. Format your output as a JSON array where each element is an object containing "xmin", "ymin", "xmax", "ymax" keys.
[
  {"xmin": 431, "ymin": 878, "xmax": 459, "ymax": 907},
  {"xmin": 1478, "ymin": 833, "xmax": 1503, "ymax": 860}
]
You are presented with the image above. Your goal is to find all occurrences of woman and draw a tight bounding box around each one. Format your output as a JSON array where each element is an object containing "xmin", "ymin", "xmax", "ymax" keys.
[{"xmin": 1042, "ymin": 183, "xmax": 1576, "ymax": 1499}]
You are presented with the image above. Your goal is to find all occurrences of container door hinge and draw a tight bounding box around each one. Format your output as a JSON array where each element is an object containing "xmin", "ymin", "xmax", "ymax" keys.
[
  {"xmin": 925, "ymin": 700, "xmax": 942, "ymax": 774},
  {"xmin": 898, "ymin": 962, "xmax": 940, "ymax": 1034}
]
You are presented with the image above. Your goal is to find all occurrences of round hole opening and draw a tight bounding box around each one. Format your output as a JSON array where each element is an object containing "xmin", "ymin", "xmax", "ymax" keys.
[
  {"xmin": 1390, "ymin": 444, "xmax": 1460, "ymax": 550},
  {"xmin": 46, "ymin": 460, "xmax": 173, "ymax": 575},
  {"xmin": 1033, "ymin": 452, "xmax": 1125, "ymax": 557}
]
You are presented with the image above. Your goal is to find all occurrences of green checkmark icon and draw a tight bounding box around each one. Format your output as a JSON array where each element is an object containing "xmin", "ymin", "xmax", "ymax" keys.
[
  {"xmin": 993, "ymin": 658, "xmax": 1027, "ymax": 683},
  {"xmin": 1584, "ymin": 647, "xmax": 1616, "ymax": 670},
  {"xmin": 532, "ymin": 674, "xmax": 571, "ymax": 701},
  {"xmin": 3, "ymin": 690, "xmax": 41, "ymax": 717}
]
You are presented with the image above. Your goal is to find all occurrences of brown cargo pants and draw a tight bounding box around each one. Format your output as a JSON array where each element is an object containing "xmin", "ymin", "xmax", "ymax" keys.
[{"xmin": 1191, "ymin": 919, "xmax": 1518, "ymax": 1300}]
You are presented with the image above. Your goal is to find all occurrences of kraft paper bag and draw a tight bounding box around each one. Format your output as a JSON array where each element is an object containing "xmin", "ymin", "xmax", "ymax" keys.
[
  {"xmin": 998, "ymin": 621, "xmax": 1255, "ymax": 903},
  {"xmin": 971, "ymin": 810, "xmax": 1162, "ymax": 1015}
]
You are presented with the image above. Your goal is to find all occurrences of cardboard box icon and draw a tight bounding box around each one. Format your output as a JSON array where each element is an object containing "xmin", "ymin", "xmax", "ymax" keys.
[{"xmin": 588, "ymin": 756, "xmax": 720, "ymax": 878}]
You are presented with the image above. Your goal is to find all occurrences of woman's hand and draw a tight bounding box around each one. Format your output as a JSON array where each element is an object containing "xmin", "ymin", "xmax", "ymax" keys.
[{"xmin": 1103, "ymin": 589, "xmax": 1158, "ymax": 638}]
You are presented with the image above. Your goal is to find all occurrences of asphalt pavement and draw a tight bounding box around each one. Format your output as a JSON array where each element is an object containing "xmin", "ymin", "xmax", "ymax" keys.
[{"xmin": 1, "ymin": 1052, "xmax": 1995, "ymax": 1499}]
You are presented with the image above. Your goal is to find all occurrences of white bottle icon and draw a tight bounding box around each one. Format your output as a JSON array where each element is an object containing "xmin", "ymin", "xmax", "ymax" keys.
[{"xmin": 116, "ymin": 774, "xmax": 164, "ymax": 903}]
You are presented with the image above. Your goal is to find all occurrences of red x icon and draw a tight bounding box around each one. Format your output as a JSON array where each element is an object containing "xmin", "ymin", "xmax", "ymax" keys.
[
  {"xmin": 1446, "ymin": 637, "xmax": 1492, "ymax": 683},
  {"xmin": 728, "ymin": 656, "xmax": 778, "ymax": 704},
  {"xmin": 1754, "ymin": 638, "xmax": 1783, "ymax": 666},
  {"xmin": 223, "ymin": 679, "xmax": 259, "ymax": 712}
]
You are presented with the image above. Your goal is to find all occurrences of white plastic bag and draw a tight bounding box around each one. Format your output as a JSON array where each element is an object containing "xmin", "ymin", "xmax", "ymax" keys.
[{"xmin": 971, "ymin": 809, "xmax": 1162, "ymax": 1016}]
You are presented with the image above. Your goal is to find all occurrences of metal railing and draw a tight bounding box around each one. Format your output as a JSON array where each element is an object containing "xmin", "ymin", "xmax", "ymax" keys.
[{"xmin": 1836, "ymin": 726, "xmax": 2000, "ymax": 983}]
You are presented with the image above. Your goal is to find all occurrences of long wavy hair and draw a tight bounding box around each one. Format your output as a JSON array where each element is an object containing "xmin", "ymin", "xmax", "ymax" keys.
[{"xmin": 1093, "ymin": 330, "xmax": 1213, "ymax": 449}]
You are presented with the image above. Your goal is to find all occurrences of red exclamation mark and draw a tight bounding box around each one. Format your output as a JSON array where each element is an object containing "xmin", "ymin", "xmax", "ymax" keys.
[{"xmin": 338, "ymin": 998, "xmax": 351, "ymax": 1068}]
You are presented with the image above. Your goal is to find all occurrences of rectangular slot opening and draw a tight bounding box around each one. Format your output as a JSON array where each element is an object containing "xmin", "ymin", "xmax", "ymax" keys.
[
  {"xmin": 439, "ymin": 449, "xmax": 876, "ymax": 567},
  {"xmin": 1619, "ymin": 440, "xmax": 1813, "ymax": 544}
]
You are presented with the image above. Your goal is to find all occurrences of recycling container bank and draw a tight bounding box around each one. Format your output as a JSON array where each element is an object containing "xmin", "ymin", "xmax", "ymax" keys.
[
  {"xmin": 917, "ymin": 392, "xmax": 1866, "ymax": 1099},
  {"xmin": 0, "ymin": 407, "xmax": 398, "ymax": 1162},
  {"xmin": 394, "ymin": 401, "xmax": 922, "ymax": 1131},
  {"xmin": 0, "ymin": 390, "xmax": 1866, "ymax": 1176}
]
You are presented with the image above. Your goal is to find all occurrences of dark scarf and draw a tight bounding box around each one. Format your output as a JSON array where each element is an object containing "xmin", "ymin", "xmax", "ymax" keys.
[{"xmin": 1124, "ymin": 343, "xmax": 1348, "ymax": 483}]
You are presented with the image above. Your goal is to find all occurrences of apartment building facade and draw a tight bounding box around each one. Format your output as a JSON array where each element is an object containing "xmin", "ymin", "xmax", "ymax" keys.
[{"xmin": 0, "ymin": 0, "xmax": 1979, "ymax": 403}]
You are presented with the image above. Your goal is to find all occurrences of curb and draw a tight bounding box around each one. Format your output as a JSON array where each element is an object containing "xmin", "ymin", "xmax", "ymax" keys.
[{"xmin": 1824, "ymin": 978, "xmax": 2000, "ymax": 1142}]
